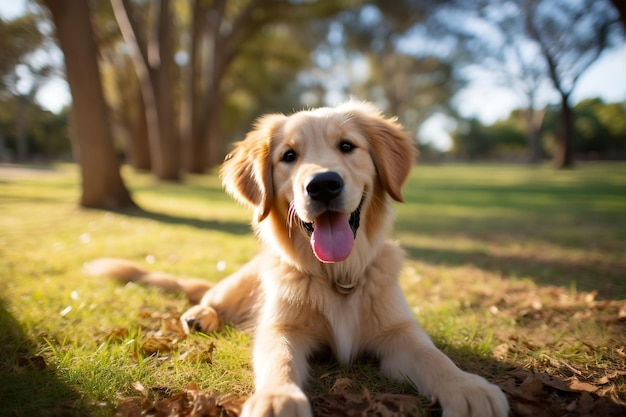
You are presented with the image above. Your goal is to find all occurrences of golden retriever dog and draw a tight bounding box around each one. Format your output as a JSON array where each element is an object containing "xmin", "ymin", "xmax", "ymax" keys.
[{"xmin": 87, "ymin": 102, "xmax": 508, "ymax": 417}]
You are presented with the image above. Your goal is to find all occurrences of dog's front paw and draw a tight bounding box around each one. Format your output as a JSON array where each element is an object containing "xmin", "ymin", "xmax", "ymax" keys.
[
  {"xmin": 180, "ymin": 305, "xmax": 220, "ymax": 334},
  {"xmin": 241, "ymin": 384, "xmax": 311, "ymax": 417},
  {"xmin": 437, "ymin": 372, "xmax": 508, "ymax": 417}
]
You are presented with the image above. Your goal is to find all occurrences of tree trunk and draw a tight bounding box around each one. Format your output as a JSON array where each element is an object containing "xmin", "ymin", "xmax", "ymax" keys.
[
  {"xmin": 125, "ymin": 88, "xmax": 151, "ymax": 170},
  {"xmin": 111, "ymin": 0, "xmax": 180, "ymax": 181},
  {"xmin": 555, "ymin": 92, "xmax": 574, "ymax": 169},
  {"xmin": 195, "ymin": 0, "xmax": 229, "ymax": 170},
  {"xmin": 114, "ymin": 56, "xmax": 151, "ymax": 171},
  {"xmin": 526, "ymin": 106, "xmax": 544, "ymax": 164},
  {"xmin": 181, "ymin": 0, "xmax": 204, "ymax": 173},
  {"xmin": 204, "ymin": 93, "xmax": 224, "ymax": 168},
  {"xmin": 44, "ymin": 0, "xmax": 137, "ymax": 210},
  {"xmin": 152, "ymin": 0, "xmax": 180, "ymax": 180},
  {"xmin": 199, "ymin": 50, "xmax": 228, "ymax": 169}
]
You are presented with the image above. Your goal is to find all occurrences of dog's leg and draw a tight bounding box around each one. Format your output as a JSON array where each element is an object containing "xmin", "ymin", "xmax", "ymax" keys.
[
  {"xmin": 241, "ymin": 322, "xmax": 315, "ymax": 417},
  {"xmin": 374, "ymin": 314, "xmax": 509, "ymax": 417},
  {"xmin": 181, "ymin": 256, "xmax": 263, "ymax": 333}
]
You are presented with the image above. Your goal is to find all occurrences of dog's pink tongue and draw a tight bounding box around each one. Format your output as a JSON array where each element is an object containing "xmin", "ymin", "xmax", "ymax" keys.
[{"xmin": 311, "ymin": 212, "xmax": 354, "ymax": 263}]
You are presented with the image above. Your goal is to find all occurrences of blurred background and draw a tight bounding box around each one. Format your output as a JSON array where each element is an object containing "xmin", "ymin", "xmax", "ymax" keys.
[{"xmin": 0, "ymin": 0, "xmax": 624, "ymax": 185}]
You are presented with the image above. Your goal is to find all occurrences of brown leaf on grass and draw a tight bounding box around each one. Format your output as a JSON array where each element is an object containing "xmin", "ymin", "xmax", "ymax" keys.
[
  {"xmin": 313, "ymin": 391, "xmax": 424, "ymax": 417},
  {"xmin": 178, "ymin": 341, "xmax": 216, "ymax": 365},
  {"xmin": 141, "ymin": 336, "xmax": 174, "ymax": 355},
  {"xmin": 312, "ymin": 378, "xmax": 423, "ymax": 417},
  {"xmin": 117, "ymin": 397, "xmax": 153, "ymax": 417},
  {"xmin": 117, "ymin": 385, "xmax": 245, "ymax": 417},
  {"xmin": 105, "ymin": 327, "xmax": 129, "ymax": 343},
  {"xmin": 497, "ymin": 368, "xmax": 626, "ymax": 417},
  {"xmin": 568, "ymin": 378, "xmax": 599, "ymax": 393},
  {"xmin": 330, "ymin": 377, "xmax": 355, "ymax": 394}
]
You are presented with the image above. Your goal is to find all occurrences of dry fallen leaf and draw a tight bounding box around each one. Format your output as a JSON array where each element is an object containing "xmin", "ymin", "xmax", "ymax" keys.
[
  {"xmin": 568, "ymin": 378, "xmax": 600, "ymax": 394},
  {"xmin": 141, "ymin": 336, "xmax": 174, "ymax": 355},
  {"xmin": 116, "ymin": 385, "xmax": 245, "ymax": 417}
]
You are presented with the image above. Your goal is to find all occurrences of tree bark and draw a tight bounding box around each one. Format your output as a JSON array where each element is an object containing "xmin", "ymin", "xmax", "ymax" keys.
[
  {"xmin": 192, "ymin": 0, "xmax": 228, "ymax": 171},
  {"xmin": 151, "ymin": 0, "xmax": 180, "ymax": 179},
  {"xmin": 112, "ymin": 56, "xmax": 151, "ymax": 170},
  {"xmin": 111, "ymin": 0, "xmax": 180, "ymax": 181},
  {"xmin": 125, "ymin": 85, "xmax": 151, "ymax": 170},
  {"xmin": 525, "ymin": 105, "xmax": 545, "ymax": 164},
  {"xmin": 555, "ymin": 92, "xmax": 574, "ymax": 169},
  {"xmin": 180, "ymin": 0, "xmax": 204, "ymax": 173},
  {"xmin": 44, "ymin": 0, "xmax": 137, "ymax": 210}
]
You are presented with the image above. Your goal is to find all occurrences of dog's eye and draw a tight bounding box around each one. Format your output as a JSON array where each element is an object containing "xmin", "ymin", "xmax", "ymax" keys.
[
  {"xmin": 281, "ymin": 150, "xmax": 297, "ymax": 163},
  {"xmin": 339, "ymin": 141, "xmax": 355, "ymax": 154}
]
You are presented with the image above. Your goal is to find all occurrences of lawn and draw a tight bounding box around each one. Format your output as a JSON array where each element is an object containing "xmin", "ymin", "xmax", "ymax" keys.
[{"xmin": 1, "ymin": 162, "xmax": 625, "ymax": 417}]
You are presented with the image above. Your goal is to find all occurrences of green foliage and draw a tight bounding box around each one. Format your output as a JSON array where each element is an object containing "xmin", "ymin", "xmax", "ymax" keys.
[
  {"xmin": 452, "ymin": 117, "xmax": 527, "ymax": 160},
  {"xmin": 452, "ymin": 99, "xmax": 626, "ymax": 160},
  {"xmin": 0, "ymin": 13, "xmax": 44, "ymax": 92},
  {"xmin": 541, "ymin": 99, "xmax": 626, "ymax": 157},
  {"xmin": 0, "ymin": 96, "xmax": 70, "ymax": 160}
]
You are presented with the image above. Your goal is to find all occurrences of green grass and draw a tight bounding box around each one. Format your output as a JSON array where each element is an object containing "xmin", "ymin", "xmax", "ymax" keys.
[{"xmin": 1, "ymin": 162, "xmax": 625, "ymax": 416}]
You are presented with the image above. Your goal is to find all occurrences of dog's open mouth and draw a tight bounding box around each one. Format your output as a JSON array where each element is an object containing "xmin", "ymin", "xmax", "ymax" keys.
[{"xmin": 300, "ymin": 197, "xmax": 363, "ymax": 263}]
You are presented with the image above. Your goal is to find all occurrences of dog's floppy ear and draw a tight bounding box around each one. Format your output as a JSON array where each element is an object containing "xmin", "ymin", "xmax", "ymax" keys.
[
  {"xmin": 346, "ymin": 103, "xmax": 416, "ymax": 202},
  {"xmin": 220, "ymin": 114, "xmax": 286, "ymax": 222}
]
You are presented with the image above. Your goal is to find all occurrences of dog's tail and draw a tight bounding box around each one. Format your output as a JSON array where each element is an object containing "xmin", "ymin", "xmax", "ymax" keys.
[{"xmin": 84, "ymin": 258, "xmax": 212, "ymax": 304}]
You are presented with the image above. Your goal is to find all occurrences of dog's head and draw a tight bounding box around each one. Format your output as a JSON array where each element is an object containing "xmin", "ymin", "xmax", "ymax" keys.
[{"xmin": 221, "ymin": 101, "xmax": 415, "ymax": 264}]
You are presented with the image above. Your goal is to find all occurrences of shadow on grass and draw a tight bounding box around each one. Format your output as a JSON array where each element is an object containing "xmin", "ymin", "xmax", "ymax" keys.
[
  {"xmin": 403, "ymin": 244, "xmax": 626, "ymax": 300},
  {"xmin": 119, "ymin": 207, "xmax": 252, "ymax": 236},
  {"xmin": 0, "ymin": 299, "xmax": 93, "ymax": 417}
]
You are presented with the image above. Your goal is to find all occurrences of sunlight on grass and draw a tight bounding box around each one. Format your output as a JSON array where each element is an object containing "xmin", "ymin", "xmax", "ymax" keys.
[{"xmin": 1, "ymin": 162, "xmax": 625, "ymax": 415}]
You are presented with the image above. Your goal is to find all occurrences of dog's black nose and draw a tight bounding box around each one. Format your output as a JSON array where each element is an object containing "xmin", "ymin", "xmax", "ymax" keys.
[{"xmin": 306, "ymin": 171, "xmax": 344, "ymax": 202}]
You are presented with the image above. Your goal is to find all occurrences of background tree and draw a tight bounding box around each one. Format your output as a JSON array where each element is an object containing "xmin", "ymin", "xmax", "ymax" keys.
[
  {"xmin": 524, "ymin": 0, "xmax": 621, "ymax": 168},
  {"xmin": 438, "ymin": 0, "xmax": 622, "ymax": 168},
  {"xmin": 43, "ymin": 0, "xmax": 137, "ymax": 210},
  {"xmin": 105, "ymin": 0, "xmax": 356, "ymax": 176},
  {"xmin": 440, "ymin": 0, "xmax": 551, "ymax": 163},
  {"xmin": 452, "ymin": 115, "xmax": 527, "ymax": 160},
  {"xmin": 451, "ymin": 99, "xmax": 626, "ymax": 161},
  {"xmin": 0, "ymin": 12, "xmax": 52, "ymax": 162},
  {"xmin": 541, "ymin": 98, "xmax": 626, "ymax": 159},
  {"xmin": 321, "ymin": 0, "xmax": 461, "ymax": 139},
  {"xmin": 92, "ymin": 0, "xmax": 151, "ymax": 171},
  {"xmin": 111, "ymin": 0, "xmax": 180, "ymax": 180},
  {"xmin": 609, "ymin": 0, "xmax": 626, "ymax": 29},
  {"xmin": 179, "ymin": 0, "xmax": 358, "ymax": 172},
  {"xmin": 0, "ymin": 97, "xmax": 69, "ymax": 161}
]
